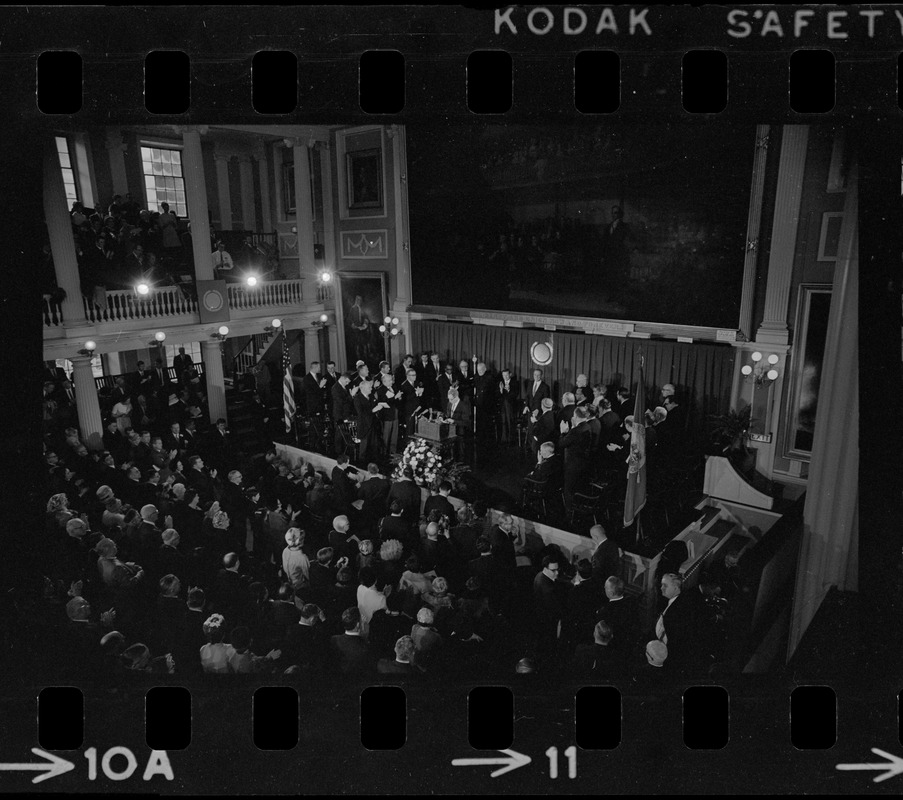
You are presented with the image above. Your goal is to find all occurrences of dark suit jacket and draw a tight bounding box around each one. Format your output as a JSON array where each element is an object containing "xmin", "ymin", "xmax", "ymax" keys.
[
  {"xmin": 331, "ymin": 466, "xmax": 359, "ymax": 513},
  {"xmin": 445, "ymin": 398, "xmax": 472, "ymax": 436},
  {"xmin": 378, "ymin": 514, "xmax": 412, "ymax": 546},
  {"xmin": 592, "ymin": 538, "xmax": 622, "ymax": 581},
  {"xmin": 526, "ymin": 454, "xmax": 563, "ymax": 490},
  {"xmin": 525, "ymin": 380, "xmax": 551, "ymax": 414},
  {"xmin": 472, "ymin": 373, "xmax": 496, "ymax": 410},
  {"xmin": 282, "ymin": 622, "xmax": 328, "ymax": 672},
  {"xmin": 377, "ymin": 658, "xmax": 423, "ymax": 677},
  {"xmin": 329, "ymin": 633, "xmax": 373, "ymax": 676},
  {"xmin": 559, "ymin": 424, "xmax": 593, "ymax": 469},
  {"xmin": 387, "ymin": 479, "xmax": 421, "ymax": 521},
  {"xmin": 353, "ymin": 392, "xmax": 377, "ymax": 440},
  {"xmin": 331, "ymin": 382, "xmax": 355, "ymax": 421},
  {"xmin": 358, "ymin": 476, "xmax": 390, "ymax": 519},
  {"xmin": 423, "ymin": 495, "xmax": 456, "ymax": 522},
  {"xmin": 658, "ymin": 591, "xmax": 703, "ymax": 670},
  {"xmin": 532, "ymin": 409, "xmax": 557, "ymax": 446},
  {"xmin": 398, "ymin": 380, "xmax": 424, "ymax": 423},
  {"xmin": 498, "ymin": 377, "xmax": 520, "ymax": 410},
  {"xmin": 302, "ymin": 373, "xmax": 325, "ymax": 415}
]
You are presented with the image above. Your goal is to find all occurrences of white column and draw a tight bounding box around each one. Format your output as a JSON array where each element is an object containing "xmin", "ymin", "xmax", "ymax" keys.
[
  {"xmin": 757, "ymin": 126, "xmax": 809, "ymax": 346},
  {"xmin": 201, "ymin": 339, "xmax": 228, "ymax": 424},
  {"xmin": 238, "ymin": 154, "xmax": 256, "ymax": 231},
  {"xmin": 181, "ymin": 127, "xmax": 215, "ymax": 281},
  {"xmin": 738, "ymin": 125, "xmax": 771, "ymax": 339},
  {"xmin": 319, "ymin": 144, "xmax": 334, "ymax": 267},
  {"xmin": 302, "ymin": 325, "xmax": 319, "ymax": 369},
  {"xmin": 787, "ymin": 159, "xmax": 858, "ymax": 660},
  {"xmin": 255, "ymin": 144, "xmax": 272, "ymax": 231},
  {"xmin": 214, "ymin": 151, "xmax": 233, "ymax": 231},
  {"xmin": 293, "ymin": 140, "xmax": 316, "ymax": 298},
  {"xmin": 389, "ymin": 125, "xmax": 412, "ymax": 308},
  {"xmin": 105, "ymin": 130, "xmax": 128, "ymax": 197},
  {"xmin": 44, "ymin": 139, "xmax": 86, "ymax": 323},
  {"xmin": 71, "ymin": 355, "xmax": 104, "ymax": 450}
]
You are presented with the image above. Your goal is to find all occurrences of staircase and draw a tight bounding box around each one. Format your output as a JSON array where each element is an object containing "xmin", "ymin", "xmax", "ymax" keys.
[
  {"xmin": 225, "ymin": 385, "xmax": 275, "ymax": 457},
  {"xmin": 230, "ymin": 330, "xmax": 280, "ymax": 385}
]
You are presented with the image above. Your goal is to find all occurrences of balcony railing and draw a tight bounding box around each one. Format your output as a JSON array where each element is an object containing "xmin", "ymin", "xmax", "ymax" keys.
[
  {"xmin": 227, "ymin": 279, "xmax": 303, "ymax": 311},
  {"xmin": 43, "ymin": 279, "xmax": 306, "ymax": 328},
  {"xmin": 84, "ymin": 287, "xmax": 199, "ymax": 323}
]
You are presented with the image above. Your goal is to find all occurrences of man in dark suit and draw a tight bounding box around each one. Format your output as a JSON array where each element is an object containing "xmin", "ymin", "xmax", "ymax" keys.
[
  {"xmin": 358, "ymin": 463, "xmax": 390, "ymax": 525},
  {"xmin": 574, "ymin": 374, "xmax": 593, "ymax": 407},
  {"xmin": 397, "ymin": 368, "xmax": 425, "ymax": 443},
  {"xmin": 387, "ymin": 467, "xmax": 421, "ymax": 523},
  {"xmin": 423, "ymin": 480, "xmax": 456, "ymax": 522},
  {"xmin": 444, "ymin": 387, "xmax": 472, "ymax": 461},
  {"xmin": 302, "ymin": 361, "xmax": 327, "ymax": 417},
  {"xmin": 497, "ymin": 368, "xmax": 520, "ymax": 444},
  {"xmin": 590, "ymin": 524, "xmax": 622, "ymax": 581},
  {"xmin": 377, "ymin": 635, "xmax": 423, "ymax": 677},
  {"xmin": 468, "ymin": 537, "xmax": 504, "ymax": 610},
  {"xmin": 393, "ymin": 354, "xmax": 415, "ymax": 389},
  {"xmin": 134, "ymin": 360, "xmax": 155, "ymax": 398},
  {"xmin": 558, "ymin": 405, "xmax": 594, "ymax": 508},
  {"xmin": 330, "ymin": 454, "xmax": 360, "ymax": 515},
  {"xmin": 524, "ymin": 368, "xmax": 551, "ymax": 448},
  {"xmin": 572, "ymin": 620, "xmax": 625, "ymax": 676},
  {"xmin": 596, "ymin": 575, "xmax": 639, "ymax": 653},
  {"xmin": 615, "ymin": 387, "xmax": 633, "ymax": 422},
  {"xmin": 557, "ymin": 392, "xmax": 577, "ymax": 429},
  {"xmin": 374, "ymin": 373, "xmax": 401, "ymax": 455},
  {"xmin": 436, "ymin": 363, "xmax": 457, "ymax": 407},
  {"xmin": 655, "ymin": 572, "xmax": 703, "ymax": 674},
  {"xmin": 331, "ymin": 373, "xmax": 358, "ymax": 453},
  {"xmin": 152, "ymin": 357, "xmax": 171, "ymax": 403},
  {"xmin": 328, "ymin": 607, "xmax": 373, "ymax": 676},
  {"xmin": 416, "ymin": 352, "xmax": 439, "ymax": 408},
  {"xmin": 531, "ymin": 397, "xmax": 557, "ymax": 456},
  {"xmin": 377, "ymin": 501, "xmax": 412, "ymax": 547},
  {"xmin": 210, "ymin": 552, "xmax": 251, "ymax": 629},
  {"xmin": 172, "ymin": 347, "xmax": 194, "ymax": 386},
  {"xmin": 353, "ymin": 380, "xmax": 379, "ymax": 463},
  {"xmin": 533, "ymin": 555, "xmax": 568, "ymax": 663},
  {"xmin": 282, "ymin": 603, "xmax": 329, "ymax": 673},
  {"xmin": 526, "ymin": 441, "xmax": 563, "ymax": 489},
  {"xmin": 323, "ymin": 361, "xmax": 340, "ymax": 394},
  {"xmin": 472, "ymin": 361, "xmax": 496, "ymax": 442}
]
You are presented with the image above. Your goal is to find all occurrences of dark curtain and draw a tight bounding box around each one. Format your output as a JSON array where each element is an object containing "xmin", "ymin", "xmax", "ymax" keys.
[{"xmin": 412, "ymin": 320, "xmax": 735, "ymax": 442}]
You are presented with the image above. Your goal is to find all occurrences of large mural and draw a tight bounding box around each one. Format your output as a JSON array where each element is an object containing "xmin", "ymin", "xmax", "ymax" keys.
[{"xmin": 407, "ymin": 123, "xmax": 756, "ymax": 329}]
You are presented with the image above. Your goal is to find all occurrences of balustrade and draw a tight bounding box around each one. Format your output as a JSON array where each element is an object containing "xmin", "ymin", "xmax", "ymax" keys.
[{"xmin": 227, "ymin": 279, "xmax": 303, "ymax": 310}]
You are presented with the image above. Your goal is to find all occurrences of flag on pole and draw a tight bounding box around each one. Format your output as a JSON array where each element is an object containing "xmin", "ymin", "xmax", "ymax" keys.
[
  {"xmin": 623, "ymin": 362, "xmax": 647, "ymax": 527},
  {"xmin": 282, "ymin": 332, "xmax": 295, "ymax": 433}
]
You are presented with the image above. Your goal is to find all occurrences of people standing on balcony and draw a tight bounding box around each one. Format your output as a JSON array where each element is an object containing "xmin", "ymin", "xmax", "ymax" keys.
[
  {"xmin": 158, "ymin": 202, "xmax": 182, "ymax": 255},
  {"xmin": 211, "ymin": 240, "xmax": 234, "ymax": 281},
  {"xmin": 111, "ymin": 395, "xmax": 133, "ymax": 435}
]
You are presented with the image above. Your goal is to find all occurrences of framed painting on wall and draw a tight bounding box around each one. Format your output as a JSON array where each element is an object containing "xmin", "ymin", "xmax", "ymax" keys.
[
  {"xmin": 346, "ymin": 148, "xmax": 383, "ymax": 209},
  {"xmin": 783, "ymin": 284, "xmax": 832, "ymax": 461},
  {"xmin": 334, "ymin": 272, "xmax": 388, "ymax": 371}
]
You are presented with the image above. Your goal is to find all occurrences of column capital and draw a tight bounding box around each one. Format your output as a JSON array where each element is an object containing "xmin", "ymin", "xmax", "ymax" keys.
[
  {"xmin": 236, "ymin": 153, "xmax": 253, "ymax": 165},
  {"xmin": 213, "ymin": 147, "xmax": 233, "ymax": 163}
]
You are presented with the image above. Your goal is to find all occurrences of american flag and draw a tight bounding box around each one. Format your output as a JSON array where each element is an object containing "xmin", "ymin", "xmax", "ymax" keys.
[{"xmin": 282, "ymin": 332, "xmax": 295, "ymax": 432}]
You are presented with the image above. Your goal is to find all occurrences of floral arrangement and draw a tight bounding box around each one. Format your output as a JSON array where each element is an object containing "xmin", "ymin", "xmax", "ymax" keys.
[{"xmin": 394, "ymin": 439, "xmax": 443, "ymax": 486}]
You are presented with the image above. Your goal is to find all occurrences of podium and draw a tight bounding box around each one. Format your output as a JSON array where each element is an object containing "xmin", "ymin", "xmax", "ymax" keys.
[{"xmin": 414, "ymin": 416, "xmax": 456, "ymax": 442}]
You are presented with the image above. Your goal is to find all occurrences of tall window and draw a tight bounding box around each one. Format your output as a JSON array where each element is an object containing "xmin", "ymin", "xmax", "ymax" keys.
[
  {"xmin": 140, "ymin": 145, "xmax": 187, "ymax": 216},
  {"xmin": 164, "ymin": 342, "xmax": 202, "ymax": 366},
  {"xmin": 55, "ymin": 136, "xmax": 78, "ymax": 205},
  {"xmin": 55, "ymin": 356, "xmax": 103, "ymax": 379}
]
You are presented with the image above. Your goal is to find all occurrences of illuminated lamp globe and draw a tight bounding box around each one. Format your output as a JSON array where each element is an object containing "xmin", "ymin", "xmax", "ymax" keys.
[
  {"xmin": 767, "ymin": 354, "xmax": 779, "ymax": 365},
  {"xmin": 84, "ymin": 340, "xmax": 97, "ymax": 352},
  {"xmin": 379, "ymin": 325, "xmax": 387, "ymax": 333},
  {"xmin": 319, "ymin": 314, "xmax": 328, "ymax": 323},
  {"xmin": 384, "ymin": 316, "xmax": 392, "ymax": 325},
  {"xmin": 391, "ymin": 327, "xmax": 399, "ymax": 336},
  {"xmin": 218, "ymin": 326, "xmax": 229, "ymax": 337},
  {"xmin": 741, "ymin": 365, "xmax": 753, "ymax": 376},
  {"xmin": 136, "ymin": 282, "xmax": 150, "ymax": 296},
  {"xmin": 766, "ymin": 369, "xmax": 779, "ymax": 381},
  {"xmin": 246, "ymin": 275, "xmax": 258, "ymax": 287},
  {"xmin": 154, "ymin": 331, "xmax": 166, "ymax": 342},
  {"xmin": 750, "ymin": 351, "xmax": 762, "ymax": 362},
  {"xmin": 392, "ymin": 317, "xmax": 399, "ymax": 326},
  {"xmin": 319, "ymin": 270, "xmax": 332, "ymax": 283},
  {"xmin": 271, "ymin": 319, "xmax": 282, "ymax": 329}
]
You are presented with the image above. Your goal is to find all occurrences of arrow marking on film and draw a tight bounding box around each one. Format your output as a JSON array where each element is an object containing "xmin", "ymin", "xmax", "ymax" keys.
[
  {"xmin": 452, "ymin": 749, "xmax": 531, "ymax": 778},
  {"xmin": 0, "ymin": 748, "xmax": 75, "ymax": 784},
  {"xmin": 836, "ymin": 748, "xmax": 903, "ymax": 783}
]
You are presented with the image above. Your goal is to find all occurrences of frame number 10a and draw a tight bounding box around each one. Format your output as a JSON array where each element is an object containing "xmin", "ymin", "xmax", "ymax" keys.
[{"xmin": 546, "ymin": 746, "xmax": 577, "ymax": 779}]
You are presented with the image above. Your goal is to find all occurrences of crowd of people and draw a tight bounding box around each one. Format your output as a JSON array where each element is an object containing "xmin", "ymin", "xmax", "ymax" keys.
[
  {"xmin": 41, "ymin": 193, "xmax": 280, "ymax": 315},
  {"xmin": 27, "ymin": 343, "xmax": 744, "ymax": 687}
]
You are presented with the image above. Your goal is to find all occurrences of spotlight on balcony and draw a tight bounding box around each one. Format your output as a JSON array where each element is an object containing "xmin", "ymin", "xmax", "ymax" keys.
[
  {"xmin": 136, "ymin": 282, "xmax": 150, "ymax": 296},
  {"xmin": 317, "ymin": 269, "xmax": 333, "ymax": 284},
  {"xmin": 246, "ymin": 275, "xmax": 259, "ymax": 288}
]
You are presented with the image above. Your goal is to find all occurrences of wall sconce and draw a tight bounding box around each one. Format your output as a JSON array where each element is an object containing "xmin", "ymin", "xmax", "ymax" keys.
[
  {"xmin": 379, "ymin": 316, "xmax": 400, "ymax": 339},
  {"xmin": 741, "ymin": 351, "xmax": 780, "ymax": 387},
  {"xmin": 212, "ymin": 325, "xmax": 229, "ymax": 342},
  {"xmin": 264, "ymin": 318, "xmax": 282, "ymax": 334},
  {"xmin": 135, "ymin": 281, "xmax": 151, "ymax": 298},
  {"xmin": 77, "ymin": 340, "xmax": 96, "ymax": 357},
  {"xmin": 312, "ymin": 313, "xmax": 329, "ymax": 329},
  {"xmin": 148, "ymin": 331, "xmax": 166, "ymax": 347},
  {"xmin": 317, "ymin": 268, "xmax": 333, "ymax": 285}
]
